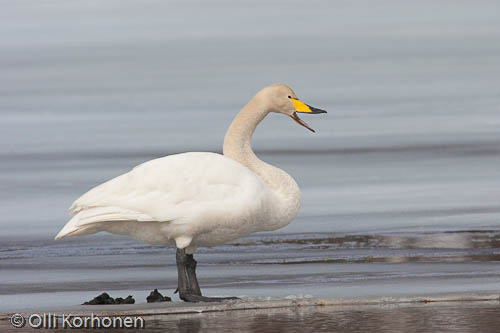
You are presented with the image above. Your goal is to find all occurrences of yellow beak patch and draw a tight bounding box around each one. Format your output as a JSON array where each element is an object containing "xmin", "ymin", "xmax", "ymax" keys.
[
  {"xmin": 291, "ymin": 98, "xmax": 313, "ymax": 113},
  {"xmin": 288, "ymin": 98, "xmax": 327, "ymax": 133}
]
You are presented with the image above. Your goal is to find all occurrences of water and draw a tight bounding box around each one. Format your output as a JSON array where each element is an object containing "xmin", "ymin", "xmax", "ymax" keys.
[
  {"xmin": 111, "ymin": 303, "xmax": 500, "ymax": 333},
  {"xmin": 1, "ymin": 232, "xmax": 500, "ymax": 313},
  {"xmin": 2, "ymin": 302, "xmax": 500, "ymax": 332},
  {"xmin": 1, "ymin": 0, "xmax": 500, "ymax": 331},
  {"xmin": 1, "ymin": 0, "xmax": 500, "ymax": 237}
]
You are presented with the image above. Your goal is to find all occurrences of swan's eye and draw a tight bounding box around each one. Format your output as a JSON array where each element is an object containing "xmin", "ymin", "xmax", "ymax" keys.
[{"xmin": 288, "ymin": 95, "xmax": 291, "ymax": 99}]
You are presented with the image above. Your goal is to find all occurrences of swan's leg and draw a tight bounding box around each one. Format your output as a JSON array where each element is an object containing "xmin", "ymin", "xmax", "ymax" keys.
[
  {"xmin": 185, "ymin": 254, "xmax": 202, "ymax": 296},
  {"xmin": 175, "ymin": 248, "xmax": 239, "ymax": 303},
  {"xmin": 175, "ymin": 248, "xmax": 190, "ymax": 297}
]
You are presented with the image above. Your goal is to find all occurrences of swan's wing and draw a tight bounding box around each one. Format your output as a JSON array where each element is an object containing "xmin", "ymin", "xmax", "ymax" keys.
[{"xmin": 55, "ymin": 152, "xmax": 267, "ymax": 240}]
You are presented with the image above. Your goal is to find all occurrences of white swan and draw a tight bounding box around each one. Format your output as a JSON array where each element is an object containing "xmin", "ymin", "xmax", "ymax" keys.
[{"xmin": 55, "ymin": 84, "xmax": 326, "ymax": 302}]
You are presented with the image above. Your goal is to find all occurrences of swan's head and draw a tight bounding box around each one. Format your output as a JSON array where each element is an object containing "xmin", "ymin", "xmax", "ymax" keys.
[{"xmin": 257, "ymin": 83, "xmax": 327, "ymax": 133}]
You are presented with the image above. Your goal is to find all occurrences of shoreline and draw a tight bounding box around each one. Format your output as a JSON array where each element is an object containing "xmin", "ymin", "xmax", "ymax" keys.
[{"xmin": 2, "ymin": 292, "xmax": 499, "ymax": 320}]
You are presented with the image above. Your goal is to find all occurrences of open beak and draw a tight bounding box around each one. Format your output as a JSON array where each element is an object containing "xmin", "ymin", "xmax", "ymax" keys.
[{"xmin": 290, "ymin": 98, "xmax": 327, "ymax": 133}]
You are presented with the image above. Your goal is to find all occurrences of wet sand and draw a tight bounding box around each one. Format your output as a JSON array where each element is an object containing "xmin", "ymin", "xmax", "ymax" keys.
[{"xmin": 2, "ymin": 293, "xmax": 500, "ymax": 332}]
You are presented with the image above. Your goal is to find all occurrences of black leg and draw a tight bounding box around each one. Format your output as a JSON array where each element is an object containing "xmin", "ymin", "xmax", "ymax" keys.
[
  {"xmin": 185, "ymin": 254, "xmax": 202, "ymax": 296},
  {"xmin": 175, "ymin": 248, "xmax": 239, "ymax": 303},
  {"xmin": 176, "ymin": 248, "xmax": 190, "ymax": 298}
]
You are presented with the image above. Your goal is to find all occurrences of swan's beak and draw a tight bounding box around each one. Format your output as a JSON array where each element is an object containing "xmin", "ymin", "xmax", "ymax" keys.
[{"xmin": 290, "ymin": 98, "xmax": 327, "ymax": 133}]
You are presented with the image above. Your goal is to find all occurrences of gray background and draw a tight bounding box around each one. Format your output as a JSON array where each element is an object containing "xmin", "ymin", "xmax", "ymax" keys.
[{"xmin": 1, "ymin": 0, "xmax": 499, "ymax": 236}]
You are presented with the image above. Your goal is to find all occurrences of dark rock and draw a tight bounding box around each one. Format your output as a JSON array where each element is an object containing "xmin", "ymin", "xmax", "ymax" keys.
[
  {"xmin": 83, "ymin": 292, "xmax": 115, "ymax": 305},
  {"xmin": 146, "ymin": 289, "xmax": 172, "ymax": 303},
  {"xmin": 115, "ymin": 295, "xmax": 135, "ymax": 304},
  {"xmin": 83, "ymin": 293, "xmax": 135, "ymax": 305}
]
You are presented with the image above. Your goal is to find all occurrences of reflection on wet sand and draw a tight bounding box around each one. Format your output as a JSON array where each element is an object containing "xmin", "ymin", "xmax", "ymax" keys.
[
  {"xmin": 116, "ymin": 302, "xmax": 500, "ymax": 333},
  {"xmin": 2, "ymin": 302, "xmax": 498, "ymax": 333}
]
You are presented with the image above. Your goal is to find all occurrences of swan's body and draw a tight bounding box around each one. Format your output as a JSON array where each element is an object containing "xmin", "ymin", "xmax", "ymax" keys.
[
  {"xmin": 56, "ymin": 152, "xmax": 300, "ymax": 251},
  {"xmin": 55, "ymin": 84, "xmax": 326, "ymax": 302}
]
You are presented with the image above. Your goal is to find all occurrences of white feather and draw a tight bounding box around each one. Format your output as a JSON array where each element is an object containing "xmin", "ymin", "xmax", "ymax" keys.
[{"xmin": 55, "ymin": 152, "xmax": 281, "ymax": 247}]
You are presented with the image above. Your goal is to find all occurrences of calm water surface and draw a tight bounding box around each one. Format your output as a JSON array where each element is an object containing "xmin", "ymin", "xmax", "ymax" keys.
[
  {"xmin": 135, "ymin": 303, "xmax": 500, "ymax": 333},
  {"xmin": 2, "ymin": 302, "xmax": 500, "ymax": 332}
]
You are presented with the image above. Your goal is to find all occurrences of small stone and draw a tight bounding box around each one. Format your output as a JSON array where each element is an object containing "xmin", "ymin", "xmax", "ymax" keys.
[
  {"xmin": 146, "ymin": 289, "xmax": 172, "ymax": 303},
  {"xmin": 115, "ymin": 295, "xmax": 135, "ymax": 304},
  {"xmin": 83, "ymin": 293, "xmax": 135, "ymax": 305},
  {"xmin": 83, "ymin": 292, "xmax": 115, "ymax": 305}
]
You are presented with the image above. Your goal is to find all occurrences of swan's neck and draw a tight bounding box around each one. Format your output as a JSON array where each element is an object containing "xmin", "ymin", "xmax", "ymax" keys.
[
  {"xmin": 223, "ymin": 97, "xmax": 267, "ymax": 171},
  {"xmin": 223, "ymin": 96, "xmax": 301, "ymax": 229}
]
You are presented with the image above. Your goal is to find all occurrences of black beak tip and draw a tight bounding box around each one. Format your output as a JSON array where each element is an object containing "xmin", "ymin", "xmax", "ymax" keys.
[
  {"xmin": 312, "ymin": 108, "xmax": 327, "ymax": 114},
  {"xmin": 306, "ymin": 104, "xmax": 328, "ymax": 114}
]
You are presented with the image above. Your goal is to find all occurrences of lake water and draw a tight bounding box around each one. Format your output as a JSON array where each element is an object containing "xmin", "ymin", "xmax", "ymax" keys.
[
  {"xmin": 97, "ymin": 303, "xmax": 500, "ymax": 333},
  {"xmin": 1, "ymin": 0, "xmax": 500, "ymax": 331}
]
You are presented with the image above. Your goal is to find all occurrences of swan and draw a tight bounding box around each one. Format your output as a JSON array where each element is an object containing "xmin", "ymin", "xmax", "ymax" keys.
[{"xmin": 55, "ymin": 84, "xmax": 327, "ymax": 302}]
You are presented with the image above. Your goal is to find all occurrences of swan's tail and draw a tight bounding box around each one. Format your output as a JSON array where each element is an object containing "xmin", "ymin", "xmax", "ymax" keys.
[{"xmin": 54, "ymin": 206, "xmax": 155, "ymax": 240}]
